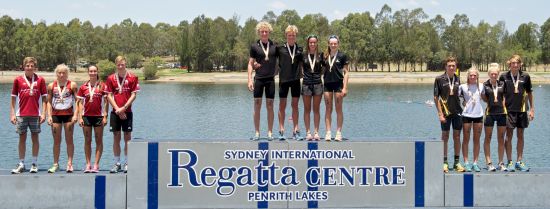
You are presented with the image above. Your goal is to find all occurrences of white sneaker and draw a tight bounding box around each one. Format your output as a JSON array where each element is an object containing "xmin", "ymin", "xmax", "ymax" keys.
[
  {"xmin": 11, "ymin": 163, "xmax": 25, "ymax": 174},
  {"xmin": 30, "ymin": 163, "xmax": 38, "ymax": 173}
]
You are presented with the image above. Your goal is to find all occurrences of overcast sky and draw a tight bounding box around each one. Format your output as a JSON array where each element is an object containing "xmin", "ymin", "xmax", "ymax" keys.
[{"xmin": 1, "ymin": 0, "xmax": 548, "ymax": 32}]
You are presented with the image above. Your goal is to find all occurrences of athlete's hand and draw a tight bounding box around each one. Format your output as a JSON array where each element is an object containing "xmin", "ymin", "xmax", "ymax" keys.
[
  {"xmin": 40, "ymin": 114, "xmax": 46, "ymax": 124},
  {"xmin": 253, "ymin": 62, "xmax": 261, "ymax": 70},
  {"xmin": 248, "ymin": 80, "xmax": 254, "ymax": 92},
  {"xmin": 102, "ymin": 117, "xmax": 108, "ymax": 126},
  {"xmin": 115, "ymin": 107, "xmax": 125, "ymax": 115},
  {"xmin": 47, "ymin": 117, "xmax": 53, "ymax": 126},
  {"xmin": 71, "ymin": 116, "xmax": 78, "ymax": 125},
  {"xmin": 439, "ymin": 114, "xmax": 446, "ymax": 123},
  {"xmin": 342, "ymin": 88, "xmax": 348, "ymax": 97},
  {"xmin": 78, "ymin": 118, "xmax": 84, "ymax": 127},
  {"xmin": 119, "ymin": 112, "xmax": 127, "ymax": 120},
  {"xmin": 528, "ymin": 110, "xmax": 534, "ymax": 121},
  {"xmin": 10, "ymin": 114, "xmax": 16, "ymax": 125}
]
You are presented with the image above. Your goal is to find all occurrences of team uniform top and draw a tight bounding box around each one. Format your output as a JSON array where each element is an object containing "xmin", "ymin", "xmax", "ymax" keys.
[
  {"xmin": 77, "ymin": 81, "xmax": 106, "ymax": 116},
  {"xmin": 302, "ymin": 53, "xmax": 324, "ymax": 85},
  {"xmin": 323, "ymin": 51, "xmax": 349, "ymax": 84},
  {"xmin": 249, "ymin": 39, "xmax": 278, "ymax": 79},
  {"xmin": 483, "ymin": 80, "xmax": 506, "ymax": 115},
  {"xmin": 51, "ymin": 80, "xmax": 75, "ymax": 116},
  {"xmin": 104, "ymin": 72, "xmax": 140, "ymax": 112},
  {"xmin": 458, "ymin": 83, "xmax": 485, "ymax": 118},
  {"xmin": 277, "ymin": 43, "xmax": 303, "ymax": 83},
  {"xmin": 499, "ymin": 71, "xmax": 532, "ymax": 113},
  {"xmin": 433, "ymin": 73, "xmax": 462, "ymax": 116},
  {"xmin": 11, "ymin": 74, "xmax": 47, "ymax": 117}
]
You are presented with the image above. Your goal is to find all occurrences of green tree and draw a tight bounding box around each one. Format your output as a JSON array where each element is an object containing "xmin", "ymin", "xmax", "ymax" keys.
[
  {"xmin": 541, "ymin": 18, "xmax": 550, "ymax": 69},
  {"xmin": 97, "ymin": 59, "xmax": 116, "ymax": 80}
]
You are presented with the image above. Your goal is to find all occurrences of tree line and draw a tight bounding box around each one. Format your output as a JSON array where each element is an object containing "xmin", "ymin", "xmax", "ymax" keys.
[{"xmin": 1, "ymin": 4, "xmax": 549, "ymax": 72}]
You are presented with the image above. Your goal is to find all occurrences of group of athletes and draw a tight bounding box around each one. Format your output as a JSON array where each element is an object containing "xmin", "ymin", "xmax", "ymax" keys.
[
  {"xmin": 10, "ymin": 56, "xmax": 139, "ymax": 174},
  {"xmin": 248, "ymin": 22, "xmax": 350, "ymax": 141},
  {"xmin": 434, "ymin": 55, "xmax": 535, "ymax": 173}
]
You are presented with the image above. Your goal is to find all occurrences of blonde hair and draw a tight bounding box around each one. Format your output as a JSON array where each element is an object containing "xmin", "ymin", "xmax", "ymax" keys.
[
  {"xmin": 23, "ymin": 57, "xmax": 37, "ymax": 66},
  {"xmin": 54, "ymin": 64, "xmax": 69, "ymax": 74},
  {"xmin": 506, "ymin": 54, "xmax": 522, "ymax": 66},
  {"xmin": 488, "ymin": 63, "xmax": 500, "ymax": 74},
  {"xmin": 285, "ymin": 25, "xmax": 298, "ymax": 34},
  {"xmin": 467, "ymin": 67, "xmax": 479, "ymax": 85},
  {"xmin": 255, "ymin": 21, "xmax": 273, "ymax": 35},
  {"xmin": 115, "ymin": 55, "xmax": 126, "ymax": 64}
]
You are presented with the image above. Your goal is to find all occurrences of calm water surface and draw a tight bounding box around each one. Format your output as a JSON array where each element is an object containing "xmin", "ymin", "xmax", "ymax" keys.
[{"xmin": 1, "ymin": 83, "xmax": 548, "ymax": 169}]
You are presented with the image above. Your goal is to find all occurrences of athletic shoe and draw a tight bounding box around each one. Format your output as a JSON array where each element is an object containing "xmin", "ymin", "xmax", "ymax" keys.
[
  {"xmin": 305, "ymin": 132, "xmax": 313, "ymax": 141},
  {"xmin": 516, "ymin": 161, "xmax": 530, "ymax": 172},
  {"xmin": 335, "ymin": 131, "xmax": 343, "ymax": 142},
  {"xmin": 124, "ymin": 163, "xmax": 128, "ymax": 173},
  {"xmin": 11, "ymin": 163, "xmax": 25, "ymax": 174},
  {"xmin": 506, "ymin": 162, "xmax": 515, "ymax": 172},
  {"xmin": 486, "ymin": 163, "xmax": 496, "ymax": 172},
  {"xmin": 30, "ymin": 163, "xmax": 38, "ymax": 173},
  {"xmin": 443, "ymin": 162, "xmax": 449, "ymax": 173},
  {"xmin": 313, "ymin": 132, "xmax": 321, "ymax": 141},
  {"xmin": 266, "ymin": 132, "xmax": 274, "ymax": 141},
  {"xmin": 48, "ymin": 164, "xmax": 59, "ymax": 173},
  {"xmin": 498, "ymin": 162, "xmax": 508, "ymax": 171},
  {"xmin": 293, "ymin": 131, "xmax": 304, "ymax": 141},
  {"xmin": 250, "ymin": 133, "xmax": 260, "ymax": 141},
  {"xmin": 453, "ymin": 162, "xmax": 465, "ymax": 172},
  {"xmin": 91, "ymin": 165, "xmax": 99, "ymax": 173},
  {"xmin": 472, "ymin": 163, "xmax": 481, "ymax": 172},
  {"xmin": 325, "ymin": 132, "xmax": 332, "ymax": 141},
  {"xmin": 278, "ymin": 131, "xmax": 285, "ymax": 141},
  {"xmin": 66, "ymin": 164, "xmax": 74, "ymax": 173},
  {"xmin": 464, "ymin": 162, "xmax": 473, "ymax": 172},
  {"xmin": 84, "ymin": 165, "xmax": 92, "ymax": 173},
  {"xmin": 110, "ymin": 163, "xmax": 122, "ymax": 173}
]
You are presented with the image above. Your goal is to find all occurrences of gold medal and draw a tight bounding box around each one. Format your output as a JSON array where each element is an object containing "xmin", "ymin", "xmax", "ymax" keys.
[
  {"xmin": 514, "ymin": 86, "xmax": 519, "ymax": 94},
  {"xmin": 447, "ymin": 74, "xmax": 455, "ymax": 96},
  {"xmin": 24, "ymin": 75, "xmax": 35, "ymax": 96},
  {"xmin": 492, "ymin": 83, "xmax": 498, "ymax": 103},
  {"xmin": 511, "ymin": 71, "xmax": 520, "ymax": 94},
  {"xmin": 260, "ymin": 41, "xmax": 270, "ymax": 62}
]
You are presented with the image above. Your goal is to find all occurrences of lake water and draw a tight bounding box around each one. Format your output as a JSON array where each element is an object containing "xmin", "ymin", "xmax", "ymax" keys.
[{"xmin": 1, "ymin": 83, "xmax": 548, "ymax": 169}]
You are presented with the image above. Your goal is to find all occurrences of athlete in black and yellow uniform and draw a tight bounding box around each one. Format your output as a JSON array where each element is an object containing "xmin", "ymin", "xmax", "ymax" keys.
[
  {"xmin": 481, "ymin": 63, "xmax": 507, "ymax": 171},
  {"xmin": 247, "ymin": 21, "xmax": 279, "ymax": 141},
  {"xmin": 499, "ymin": 55, "xmax": 534, "ymax": 172},
  {"xmin": 276, "ymin": 25, "xmax": 304, "ymax": 141},
  {"xmin": 434, "ymin": 56, "xmax": 464, "ymax": 173}
]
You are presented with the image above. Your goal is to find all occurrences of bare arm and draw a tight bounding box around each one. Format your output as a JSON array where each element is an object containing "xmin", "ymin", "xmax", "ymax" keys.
[
  {"xmin": 46, "ymin": 84, "xmax": 53, "ymax": 125},
  {"xmin": 247, "ymin": 58, "xmax": 255, "ymax": 92},
  {"xmin": 102, "ymin": 95, "xmax": 109, "ymax": 126},
  {"xmin": 528, "ymin": 92, "xmax": 534, "ymax": 121},
  {"xmin": 342, "ymin": 64, "xmax": 350, "ymax": 97},
  {"xmin": 10, "ymin": 96, "xmax": 17, "ymax": 124}
]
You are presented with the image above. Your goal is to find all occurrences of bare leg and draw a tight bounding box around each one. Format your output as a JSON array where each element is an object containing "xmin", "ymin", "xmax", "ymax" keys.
[
  {"xmin": 484, "ymin": 126, "xmax": 494, "ymax": 164},
  {"xmin": 516, "ymin": 128, "xmax": 524, "ymax": 162},
  {"xmin": 303, "ymin": 95, "xmax": 312, "ymax": 134},
  {"xmin": 253, "ymin": 98, "xmax": 262, "ymax": 135},
  {"xmin": 83, "ymin": 126, "xmax": 93, "ymax": 166},
  {"xmin": 266, "ymin": 99, "xmax": 274, "ymax": 134},
  {"xmin": 505, "ymin": 128, "xmax": 514, "ymax": 162},
  {"xmin": 278, "ymin": 98, "xmax": 287, "ymax": 133},
  {"xmin": 462, "ymin": 122, "xmax": 472, "ymax": 163},
  {"xmin": 123, "ymin": 131, "xmax": 131, "ymax": 162},
  {"xmin": 324, "ymin": 92, "xmax": 334, "ymax": 134},
  {"xmin": 291, "ymin": 97, "xmax": 299, "ymax": 133},
  {"xmin": 113, "ymin": 131, "xmax": 121, "ymax": 161},
  {"xmin": 18, "ymin": 133, "xmax": 27, "ymax": 161},
  {"xmin": 497, "ymin": 126, "xmax": 506, "ymax": 164},
  {"xmin": 31, "ymin": 132, "xmax": 39, "ymax": 159},
  {"xmin": 442, "ymin": 130, "xmax": 450, "ymax": 159},
  {"xmin": 472, "ymin": 123, "xmax": 482, "ymax": 163},
  {"xmin": 313, "ymin": 95, "xmax": 322, "ymax": 134},
  {"xmin": 93, "ymin": 125, "xmax": 104, "ymax": 167},
  {"xmin": 335, "ymin": 92, "xmax": 344, "ymax": 133},
  {"xmin": 452, "ymin": 129, "xmax": 461, "ymax": 161},
  {"xmin": 64, "ymin": 122, "xmax": 75, "ymax": 166},
  {"xmin": 51, "ymin": 123, "xmax": 62, "ymax": 164}
]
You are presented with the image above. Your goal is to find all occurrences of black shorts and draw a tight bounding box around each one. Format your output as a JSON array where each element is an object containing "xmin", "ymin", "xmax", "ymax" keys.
[
  {"xmin": 279, "ymin": 80, "xmax": 301, "ymax": 98},
  {"xmin": 253, "ymin": 77, "xmax": 275, "ymax": 99},
  {"xmin": 52, "ymin": 115, "xmax": 72, "ymax": 124},
  {"xmin": 324, "ymin": 82, "xmax": 343, "ymax": 93},
  {"xmin": 83, "ymin": 116, "xmax": 104, "ymax": 127},
  {"xmin": 462, "ymin": 116, "xmax": 483, "ymax": 124},
  {"xmin": 507, "ymin": 112, "xmax": 529, "ymax": 129},
  {"xmin": 441, "ymin": 114, "xmax": 462, "ymax": 131},
  {"xmin": 484, "ymin": 114, "xmax": 507, "ymax": 127},
  {"xmin": 110, "ymin": 112, "xmax": 133, "ymax": 132}
]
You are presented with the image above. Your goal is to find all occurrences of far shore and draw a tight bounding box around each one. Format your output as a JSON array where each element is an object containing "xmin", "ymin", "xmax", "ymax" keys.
[{"xmin": 2, "ymin": 70, "xmax": 550, "ymax": 84}]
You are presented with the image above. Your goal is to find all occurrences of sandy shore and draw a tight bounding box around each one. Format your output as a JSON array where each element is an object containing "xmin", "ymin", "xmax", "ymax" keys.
[{"xmin": 2, "ymin": 70, "xmax": 550, "ymax": 84}]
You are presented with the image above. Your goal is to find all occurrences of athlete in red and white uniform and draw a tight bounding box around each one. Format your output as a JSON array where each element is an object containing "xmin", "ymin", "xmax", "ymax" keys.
[
  {"xmin": 10, "ymin": 57, "xmax": 47, "ymax": 174},
  {"xmin": 46, "ymin": 64, "xmax": 78, "ymax": 173},
  {"xmin": 77, "ymin": 65, "xmax": 108, "ymax": 173},
  {"xmin": 105, "ymin": 55, "xmax": 140, "ymax": 173}
]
